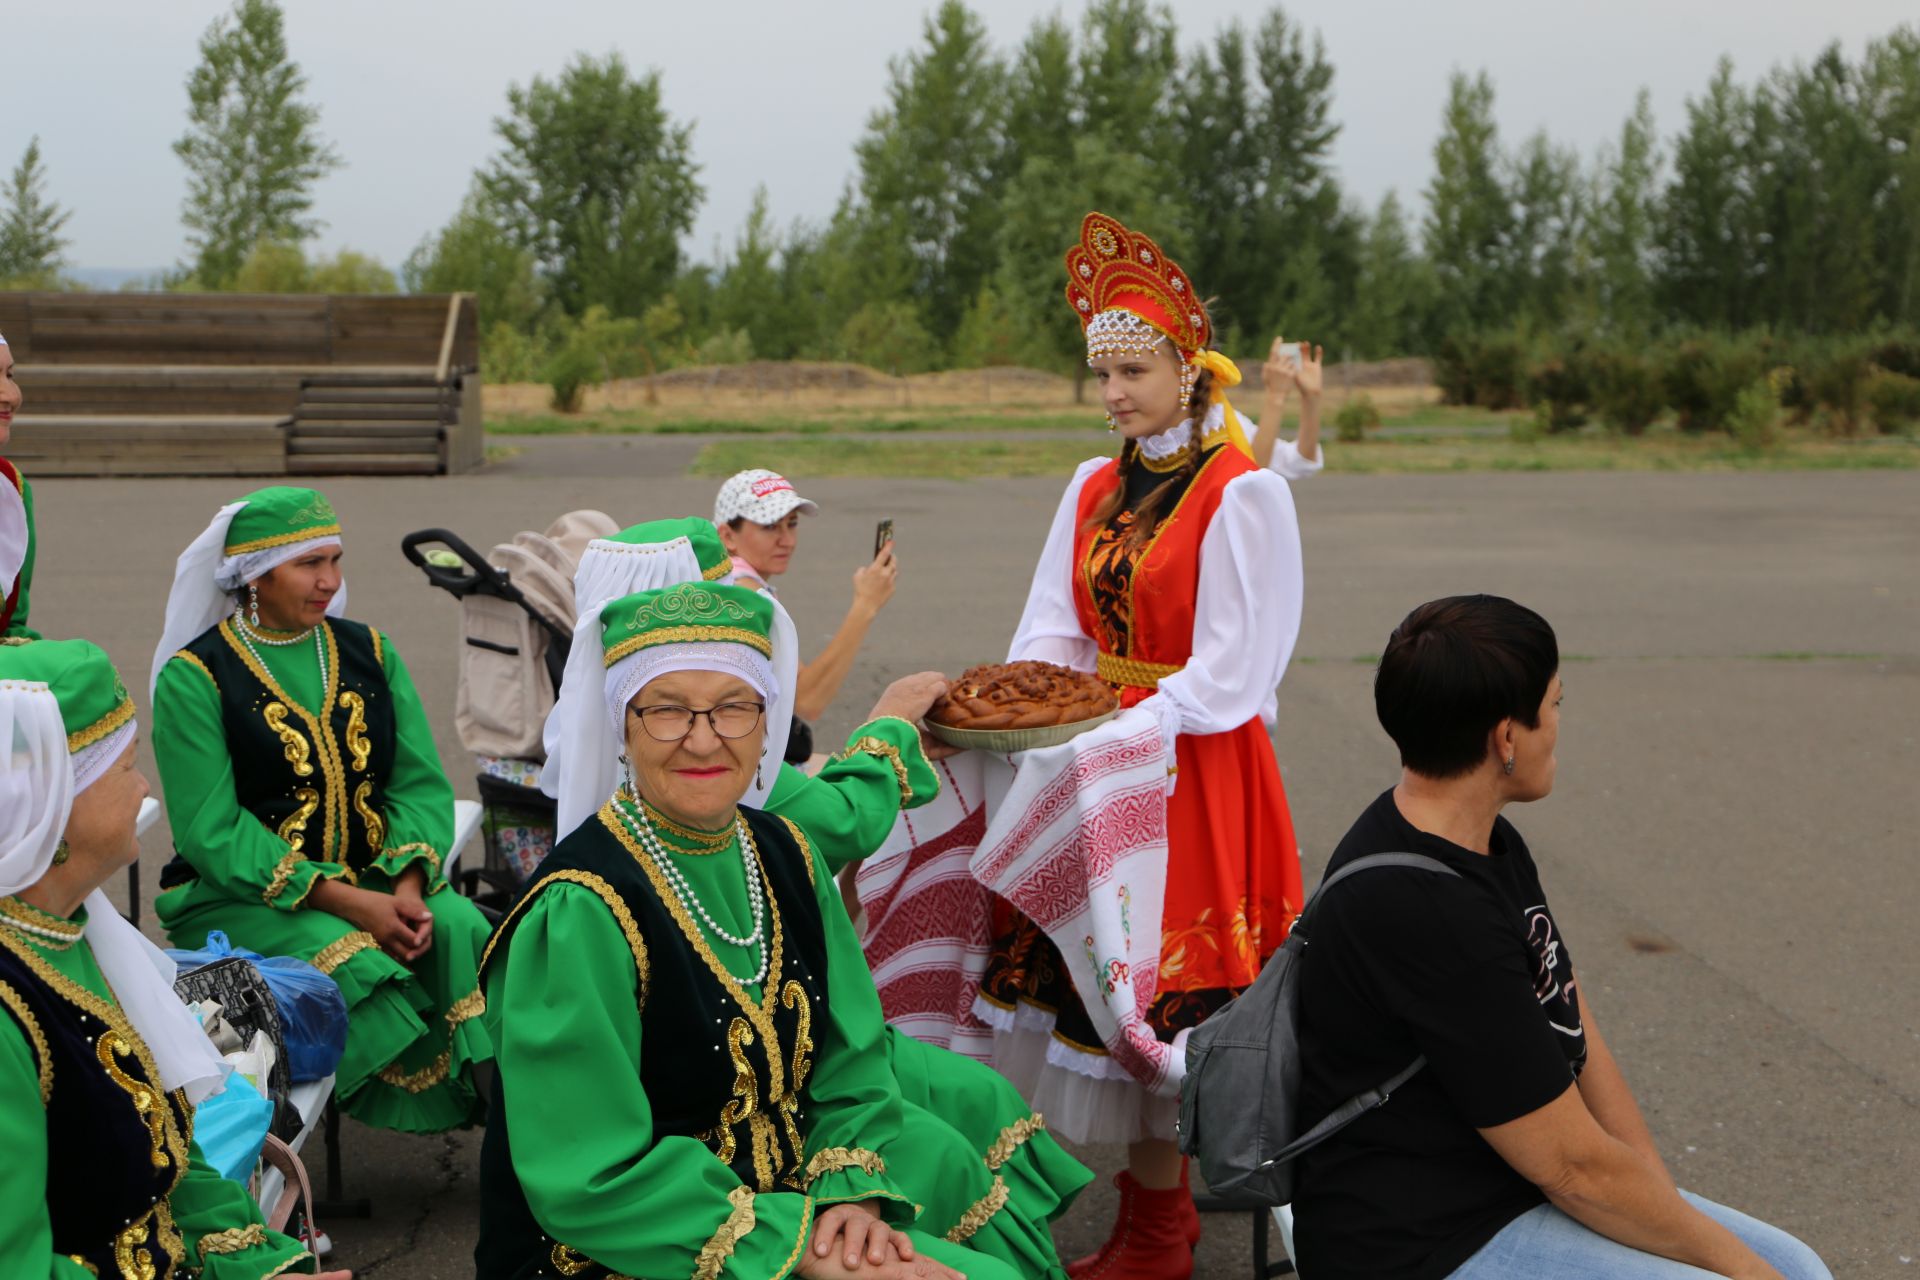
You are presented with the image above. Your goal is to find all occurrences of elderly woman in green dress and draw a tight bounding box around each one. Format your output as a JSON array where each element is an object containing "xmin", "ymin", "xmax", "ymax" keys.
[
  {"xmin": 0, "ymin": 638, "xmax": 347, "ymax": 1278},
  {"xmin": 484, "ymin": 580, "xmax": 1080, "ymax": 1279},
  {"xmin": 149, "ymin": 486, "xmax": 493, "ymax": 1134}
]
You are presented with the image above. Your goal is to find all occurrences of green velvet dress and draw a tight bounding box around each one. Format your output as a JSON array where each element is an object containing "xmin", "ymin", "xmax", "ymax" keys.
[
  {"xmin": 479, "ymin": 787, "xmax": 1079, "ymax": 1280},
  {"xmin": 0, "ymin": 900, "xmax": 314, "ymax": 1279},
  {"xmin": 152, "ymin": 616, "xmax": 493, "ymax": 1133}
]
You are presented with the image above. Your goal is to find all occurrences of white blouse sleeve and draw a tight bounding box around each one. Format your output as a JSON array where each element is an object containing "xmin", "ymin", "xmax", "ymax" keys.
[
  {"xmin": 1249, "ymin": 417, "xmax": 1325, "ymax": 481},
  {"xmin": 1006, "ymin": 457, "xmax": 1108, "ymax": 672},
  {"xmin": 1144, "ymin": 469, "xmax": 1305, "ymax": 737}
]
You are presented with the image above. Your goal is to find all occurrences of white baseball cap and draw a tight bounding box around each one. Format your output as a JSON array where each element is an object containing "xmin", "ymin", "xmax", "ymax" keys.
[{"xmin": 714, "ymin": 469, "xmax": 820, "ymax": 527}]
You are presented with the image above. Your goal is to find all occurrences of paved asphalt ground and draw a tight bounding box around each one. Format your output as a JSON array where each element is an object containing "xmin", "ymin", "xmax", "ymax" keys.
[{"xmin": 29, "ymin": 435, "xmax": 1918, "ymax": 1277}]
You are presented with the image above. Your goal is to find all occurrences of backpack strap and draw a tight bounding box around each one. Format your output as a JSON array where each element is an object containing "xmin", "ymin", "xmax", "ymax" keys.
[{"xmin": 1262, "ymin": 851, "xmax": 1463, "ymax": 1171}]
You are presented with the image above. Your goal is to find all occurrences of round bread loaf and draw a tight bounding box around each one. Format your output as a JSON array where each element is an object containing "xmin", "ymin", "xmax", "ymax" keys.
[{"xmin": 927, "ymin": 660, "xmax": 1120, "ymax": 731}]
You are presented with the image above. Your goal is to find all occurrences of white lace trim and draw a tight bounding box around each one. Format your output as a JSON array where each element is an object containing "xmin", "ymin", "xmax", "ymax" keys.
[{"xmin": 1138, "ymin": 420, "xmax": 1194, "ymax": 460}]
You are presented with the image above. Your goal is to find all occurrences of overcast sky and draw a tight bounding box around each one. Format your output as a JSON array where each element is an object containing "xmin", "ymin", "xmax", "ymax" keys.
[{"xmin": 8, "ymin": 0, "xmax": 1915, "ymax": 274}]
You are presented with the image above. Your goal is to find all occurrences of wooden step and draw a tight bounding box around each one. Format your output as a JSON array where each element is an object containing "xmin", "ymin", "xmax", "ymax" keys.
[
  {"xmin": 291, "ymin": 416, "xmax": 446, "ymax": 433},
  {"xmin": 292, "ymin": 404, "xmax": 445, "ymax": 422},
  {"xmin": 300, "ymin": 386, "xmax": 445, "ymax": 404},
  {"xmin": 5, "ymin": 413, "xmax": 288, "ymax": 476},
  {"xmin": 287, "ymin": 453, "xmax": 443, "ymax": 476},
  {"xmin": 289, "ymin": 423, "xmax": 442, "ymax": 443},
  {"xmin": 289, "ymin": 435, "xmax": 441, "ymax": 456}
]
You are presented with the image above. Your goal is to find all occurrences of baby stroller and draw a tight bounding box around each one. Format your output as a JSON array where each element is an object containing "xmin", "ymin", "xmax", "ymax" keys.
[{"xmin": 401, "ymin": 511, "xmax": 619, "ymax": 908}]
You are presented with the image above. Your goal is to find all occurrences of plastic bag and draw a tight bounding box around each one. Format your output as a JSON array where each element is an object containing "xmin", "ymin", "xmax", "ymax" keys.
[
  {"xmin": 193, "ymin": 1072, "xmax": 274, "ymax": 1183},
  {"xmin": 168, "ymin": 931, "xmax": 349, "ymax": 1083}
]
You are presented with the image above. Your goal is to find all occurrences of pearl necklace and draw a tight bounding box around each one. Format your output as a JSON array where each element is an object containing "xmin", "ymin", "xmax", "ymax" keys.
[
  {"xmin": 233, "ymin": 614, "xmax": 326, "ymax": 687},
  {"xmin": 0, "ymin": 898, "xmax": 85, "ymax": 949},
  {"xmin": 614, "ymin": 797, "xmax": 768, "ymax": 985},
  {"xmin": 236, "ymin": 616, "xmax": 317, "ymax": 647}
]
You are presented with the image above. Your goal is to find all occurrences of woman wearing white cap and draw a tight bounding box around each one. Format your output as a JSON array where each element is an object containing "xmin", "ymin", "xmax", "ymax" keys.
[{"xmin": 714, "ymin": 468, "xmax": 898, "ymax": 723}]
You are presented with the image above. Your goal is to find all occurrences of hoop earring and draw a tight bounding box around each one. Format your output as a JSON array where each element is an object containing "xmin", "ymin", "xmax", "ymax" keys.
[
  {"xmin": 52, "ymin": 840, "xmax": 70, "ymax": 866},
  {"xmin": 248, "ymin": 584, "xmax": 261, "ymax": 629}
]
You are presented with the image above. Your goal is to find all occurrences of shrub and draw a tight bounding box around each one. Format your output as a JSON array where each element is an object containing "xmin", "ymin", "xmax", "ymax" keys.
[
  {"xmin": 1865, "ymin": 366, "xmax": 1920, "ymax": 432},
  {"xmin": 1510, "ymin": 404, "xmax": 1547, "ymax": 443},
  {"xmin": 693, "ymin": 326, "xmax": 754, "ymax": 366},
  {"xmin": 1798, "ymin": 337, "xmax": 1874, "ymax": 435},
  {"xmin": 1527, "ymin": 352, "xmax": 1591, "ymax": 432},
  {"xmin": 1662, "ymin": 335, "xmax": 1764, "ymax": 433},
  {"xmin": 1726, "ymin": 380, "xmax": 1780, "ymax": 452},
  {"xmin": 1587, "ymin": 347, "xmax": 1665, "ymax": 435},
  {"xmin": 1335, "ymin": 393, "xmax": 1380, "ymax": 442},
  {"xmin": 542, "ymin": 342, "xmax": 599, "ymax": 413},
  {"xmin": 1866, "ymin": 333, "xmax": 1920, "ymax": 380},
  {"xmin": 1432, "ymin": 329, "xmax": 1530, "ymax": 409}
]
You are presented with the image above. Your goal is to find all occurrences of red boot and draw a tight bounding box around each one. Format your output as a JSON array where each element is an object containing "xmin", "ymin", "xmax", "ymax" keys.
[
  {"xmin": 1177, "ymin": 1159, "xmax": 1202, "ymax": 1250},
  {"xmin": 1065, "ymin": 1171, "xmax": 1195, "ymax": 1280}
]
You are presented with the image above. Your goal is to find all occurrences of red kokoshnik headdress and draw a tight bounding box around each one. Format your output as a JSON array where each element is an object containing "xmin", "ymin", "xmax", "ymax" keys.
[{"xmin": 1063, "ymin": 211, "xmax": 1243, "ymax": 419}]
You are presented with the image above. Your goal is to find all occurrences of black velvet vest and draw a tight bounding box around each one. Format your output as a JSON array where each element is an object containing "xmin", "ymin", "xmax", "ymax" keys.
[
  {"xmin": 475, "ymin": 804, "xmax": 830, "ymax": 1280},
  {"xmin": 0, "ymin": 930, "xmax": 196, "ymax": 1278},
  {"xmin": 174, "ymin": 617, "xmax": 396, "ymax": 878}
]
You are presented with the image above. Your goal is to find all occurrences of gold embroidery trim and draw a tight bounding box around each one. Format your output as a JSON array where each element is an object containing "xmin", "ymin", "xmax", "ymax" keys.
[
  {"xmin": 339, "ymin": 690, "xmax": 372, "ymax": 771},
  {"xmin": 693, "ymin": 1185, "xmax": 758, "ymax": 1280},
  {"xmin": 1095, "ymin": 651, "xmax": 1184, "ymax": 690},
  {"xmin": 778, "ymin": 815, "xmax": 818, "ymax": 888},
  {"xmin": 353, "ymin": 780, "xmax": 386, "ymax": 854},
  {"xmin": 985, "ymin": 1113, "xmax": 1048, "ymax": 1170},
  {"xmin": 0, "ymin": 930, "xmax": 192, "ymax": 1181},
  {"xmin": 170, "ymin": 650, "xmax": 217, "ymax": 687},
  {"xmin": 261, "ymin": 1253, "xmax": 317, "ymax": 1279},
  {"xmin": 0, "ymin": 979, "xmax": 52, "ymax": 1105},
  {"xmin": 703, "ymin": 557, "xmax": 735, "ymax": 581},
  {"xmin": 831, "ymin": 736, "xmax": 913, "ymax": 806},
  {"xmin": 262, "ymin": 702, "xmax": 315, "ymax": 778},
  {"xmin": 804, "ymin": 1147, "xmax": 886, "ymax": 1184},
  {"xmin": 445, "ymin": 988, "xmax": 486, "ymax": 1027},
  {"xmin": 479, "ymin": 867, "xmax": 651, "ymax": 1010},
  {"xmin": 640, "ymin": 797, "xmax": 738, "ymax": 854},
  {"xmin": 377, "ymin": 1048, "xmax": 450, "ymax": 1094},
  {"xmin": 221, "ymin": 619, "xmax": 347, "ymax": 862},
  {"xmin": 945, "ymin": 1174, "xmax": 1009, "ymax": 1243},
  {"xmin": 197, "ymin": 1223, "xmax": 268, "ymax": 1259},
  {"xmin": 312, "ymin": 930, "xmax": 378, "ymax": 975},
  {"xmin": 370, "ymin": 625, "xmax": 385, "ymax": 667},
  {"xmin": 224, "ymin": 522, "xmax": 343, "ymax": 556},
  {"xmin": 0, "ymin": 895, "xmax": 85, "ymax": 943},
  {"xmin": 603, "ymin": 624, "xmax": 774, "ymax": 666},
  {"xmin": 64, "ymin": 1256, "xmax": 97, "ymax": 1276},
  {"xmin": 286, "ymin": 863, "xmax": 350, "ymax": 909},
  {"xmin": 263, "ymin": 849, "xmax": 308, "ymax": 904},
  {"xmin": 67, "ymin": 692, "xmax": 135, "ymax": 752},
  {"xmin": 382, "ymin": 841, "xmax": 440, "ymax": 877}
]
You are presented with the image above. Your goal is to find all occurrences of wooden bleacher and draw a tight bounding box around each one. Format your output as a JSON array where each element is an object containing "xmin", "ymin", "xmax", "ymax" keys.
[{"xmin": 0, "ymin": 292, "xmax": 482, "ymax": 476}]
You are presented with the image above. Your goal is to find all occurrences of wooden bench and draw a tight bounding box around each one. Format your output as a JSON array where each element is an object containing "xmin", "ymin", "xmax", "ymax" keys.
[{"xmin": 0, "ymin": 293, "xmax": 481, "ymax": 476}]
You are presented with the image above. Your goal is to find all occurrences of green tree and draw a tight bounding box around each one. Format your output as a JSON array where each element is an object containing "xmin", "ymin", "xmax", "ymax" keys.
[
  {"xmin": 1349, "ymin": 191, "xmax": 1432, "ymax": 357},
  {"xmin": 1424, "ymin": 71, "xmax": 1512, "ymax": 334},
  {"xmin": 1658, "ymin": 58, "xmax": 1759, "ymax": 327},
  {"xmin": 846, "ymin": 0, "xmax": 1008, "ymax": 344},
  {"xmin": 481, "ymin": 52, "xmax": 701, "ymax": 319},
  {"xmin": 1000, "ymin": 16, "xmax": 1078, "ymax": 179},
  {"xmin": 230, "ymin": 239, "xmax": 310, "ymax": 292},
  {"xmin": 0, "ymin": 138, "xmax": 72, "ymax": 285},
  {"xmin": 712, "ymin": 187, "xmax": 784, "ymax": 354},
  {"xmin": 1585, "ymin": 89, "xmax": 1660, "ymax": 334},
  {"xmin": 838, "ymin": 300, "xmax": 938, "ymax": 373},
  {"xmin": 174, "ymin": 0, "xmax": 339, "ymax": 288},
  {"xmin": 402, "ymin": 189, "xmax": 545, "ymax": 332},
  {"xmin": 1076, "ymin": 0, "xmax": 1179, "ymax": 155},
  {"xmin": 308, "ymin": 249, "xmax": 395, "ymax": 294},
  {"xmin": 1505, "ymin": 131, "xmax": 1583, "ymax": 327},
  {"xmin": 1172, "ymin": 22, "xmax": 1260, "ymax": 331},
  {"xmin": 1858, "ymin": 28, "xmax": 1920, "ymax": 324}
]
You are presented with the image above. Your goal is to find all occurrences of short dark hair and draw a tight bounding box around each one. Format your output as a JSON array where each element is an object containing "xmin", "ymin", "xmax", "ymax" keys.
[{"xmin": 1375, "ymin": 595, "xmax": 1558, "ymax": 779}]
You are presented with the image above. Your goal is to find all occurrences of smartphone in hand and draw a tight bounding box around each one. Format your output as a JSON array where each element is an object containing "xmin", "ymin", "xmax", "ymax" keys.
[
  {"xmin": 874, "ymin": 518, "xmax": 895, "ymax": 558},
  {"xmin": 1279, "ymin": 341, "xmax": 1302, "ymax": 369}
]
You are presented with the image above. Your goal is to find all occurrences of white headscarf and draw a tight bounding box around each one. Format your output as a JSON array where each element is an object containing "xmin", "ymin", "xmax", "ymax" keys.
[
  {"xmin": 150, "ymin": 500, "xmax": 347, "ymax": 700},
  {"xmin": 0, "ymin": 477, "xmax": 24, "ymax": 605},
  {"xmin": 542, "ymin": 534, "xmax": 799, "ymax": 840},
  {"xmin": 0, "ymin": 682, "xmax": 229, "ymax": 1103}
]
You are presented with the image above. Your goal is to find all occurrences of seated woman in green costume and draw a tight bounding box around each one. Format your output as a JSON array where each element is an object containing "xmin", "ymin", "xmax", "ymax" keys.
[
  {"xmin": 484, "ymin": 581, "xmax": 1079, "ymax": 1279},
  {"xmin": 0, "ymin": 638, "xmax": 347, "ymax": 1278},
  {"xmin": 3, "ymin": 329, "xmax": 42, "ymax": 638},
  {"xmin": 148, "ymin": 486, "xmax": 493, "ymax": 1134},
  {"xmin": 542, "ymin": 518, "xmax": 1091, "ymax": 1268}
]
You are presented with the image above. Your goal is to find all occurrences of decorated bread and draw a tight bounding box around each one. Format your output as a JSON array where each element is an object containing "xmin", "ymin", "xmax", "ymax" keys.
[{"xmin": 928, "ymin": 660, "xmax": 1120, "ymax": 731}]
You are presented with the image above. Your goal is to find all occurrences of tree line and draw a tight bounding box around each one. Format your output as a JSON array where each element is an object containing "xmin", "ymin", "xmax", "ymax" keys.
[{"xmin": 5, "ymin": 0, "xmax": 1919, "ymax": 387}]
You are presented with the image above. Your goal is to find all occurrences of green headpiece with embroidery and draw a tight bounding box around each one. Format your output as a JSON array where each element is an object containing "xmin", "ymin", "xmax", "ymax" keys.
[
  {"xmin": 0, "ymin": 637, "xmax": 135, "ymax": 754},
  {"xmin": 600, "ymin": 518, "xmax": 733, "ymax": 581},
  {"xmin": 600, "ymin": 582, "xmax": 774, "ymax": 666},
  {"xmin": 223, "ymin": 487, "xmax": 341, "ymax": 557}
]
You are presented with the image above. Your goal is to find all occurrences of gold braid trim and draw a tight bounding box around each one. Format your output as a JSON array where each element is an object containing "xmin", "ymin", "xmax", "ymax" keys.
[
  {"xmin": 0, "ymin": 979, "xmax": 52, "ymax": 1104},
  {"xmin": 693, "ymin": 1185, "xmax": 758, "ymax": 1280},
  {"xmin": 479, "ymin": 866, "xmax": 652, "ymax": 1011},
  {"xmin": 778, "ymin": 815, "xmax": 818, "ymax": 888},
  {"xmin": 312, "ymin": 930, "xmax": 378, "ymax": 975},
  {"xmin": 170, "ymin": 651, "xmax": 217, "ymax": 687},
  {"xmin": 1095, "ymin": 651, "xmax": 1185, "ymax": 691},
  {"xmin": 67, "ymin": 692, "xmax": 135, "ymax": 752},
  {"xmin": 984, "ymin": 1113, "xmax": 1047, "ymax": 1171},
  {"xmin": 263, "ymin": 851, "xmax": 306, "ymax": 905},
  {"xmin": 444, "ymin": 988, "xmax": 486, "ymax": 1027},
  {"xmin": 831, "ymin": 733, "xmax": 914, "ymax": 806},
  {"xmin": 260, "ymin": 1249, "xmax": 316, "ymax": 1278},
  {"xmin": 197, "ymin": 1223, "xmax": 268, "ymax": 1259},
  {"xmin": 381, "ymin": 841, "xmax": 440, "ymax": 878},
  {"xmin": 803, "ymin": 1147, "xmax": 887, "ymax": 1184},
  {"xmin": 944, "ymin": 1175, "xmax": 1010, "ymax": 1244},
  {"xmin": 224, "ymin": 523, "xmax": 342, "ymax": 556},
  {"xmin": 703, "ymin": 556, "xmax": 735, "ymax": 581},
  {"xmin": 603, "ymin": 623, "xmax": 774, "ymax": 665},
  {"xmin": 377, "ymin": 1049, "xmax": 451, "ymax": 1094}
]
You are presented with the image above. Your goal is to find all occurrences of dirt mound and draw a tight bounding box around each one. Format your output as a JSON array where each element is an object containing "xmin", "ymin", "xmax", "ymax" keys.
[{"xmin": 607, "ymin": 361, "xmax": 898, "ymax": 394}]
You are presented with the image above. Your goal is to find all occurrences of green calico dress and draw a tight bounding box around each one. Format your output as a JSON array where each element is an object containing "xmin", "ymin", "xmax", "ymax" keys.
[
  {"xmin": 0, "ymin": 899, "xmax": 314, "ymax": 1278},
  {"xmin": 152, "ymin": 615, "xmax": 493, "ymax": 1133},
  {"xmin": 478, "ymin": 794, "xmax": 1078, "ymax": 1280}
]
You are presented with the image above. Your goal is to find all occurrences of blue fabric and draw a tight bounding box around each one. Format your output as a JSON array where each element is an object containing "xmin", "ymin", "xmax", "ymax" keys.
[
  {"xmin": 168, "ymin": 930, "xmax": 349, "ymax": 1082},
  {"xmin": 192, "ymin": 1078, "xmax": 275, "ymax": 1183},
  {"xmin": 1449, "ymin": 1189, "xmax": 1831, "ymax": 1280}
]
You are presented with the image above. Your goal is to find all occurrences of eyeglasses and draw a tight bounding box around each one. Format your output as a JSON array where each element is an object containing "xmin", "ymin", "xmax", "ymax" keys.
[{"xmin": 630, "ymin": 701, "xmax": 766, "ymax": 742}]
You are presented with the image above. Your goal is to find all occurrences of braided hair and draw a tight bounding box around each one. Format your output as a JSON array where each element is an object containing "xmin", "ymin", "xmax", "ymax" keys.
[{"xmin": 1082, "ymin": 366, "xmax": 1215, "ymax": 550}]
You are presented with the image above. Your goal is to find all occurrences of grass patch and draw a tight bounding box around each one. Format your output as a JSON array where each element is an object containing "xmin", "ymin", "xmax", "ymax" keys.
[
  {"xmin": 1323, "ymin": 430, "xmax": 1918, "ymax": 475},
  {"xmin": 491, "ymin": 409, "xmax": 1092, "ymax": 437},
  {"xmin": 690, "ymin": 436, "xmax": 1116, "ymax": 479}
]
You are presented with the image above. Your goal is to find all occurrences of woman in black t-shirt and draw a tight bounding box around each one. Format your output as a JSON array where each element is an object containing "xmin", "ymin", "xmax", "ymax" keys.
[{"xmin": 1294, "ymin": 595, "xmax": 1829, "ymax": 1280}]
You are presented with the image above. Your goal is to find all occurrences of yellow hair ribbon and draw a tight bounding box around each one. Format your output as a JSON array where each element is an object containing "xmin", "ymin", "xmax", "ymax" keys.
[{"xmin": 1191, "ymin": 350, "xmax": 1253, "ymax": 458}]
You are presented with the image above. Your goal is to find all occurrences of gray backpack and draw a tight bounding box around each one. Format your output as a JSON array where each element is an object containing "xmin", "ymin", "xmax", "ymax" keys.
[{"xmin": 1176, "ymin": 852, "xmax": 1461, "ymax": 1205}]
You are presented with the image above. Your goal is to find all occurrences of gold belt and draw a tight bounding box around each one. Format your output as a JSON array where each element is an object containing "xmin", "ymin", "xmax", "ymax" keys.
[{"xmin": 1096, "ymin": 652, "xmax": 1184, "ymax": 690}]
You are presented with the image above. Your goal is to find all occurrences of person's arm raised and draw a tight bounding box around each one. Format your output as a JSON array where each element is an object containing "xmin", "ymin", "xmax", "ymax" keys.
[
  {"xmin": 794, "ymin": 543, "xmax": 897, "ymax": 722},
  {"xmin": 1479, "ymin": 1083, "xmax": 1782, "ymax": 1279}
]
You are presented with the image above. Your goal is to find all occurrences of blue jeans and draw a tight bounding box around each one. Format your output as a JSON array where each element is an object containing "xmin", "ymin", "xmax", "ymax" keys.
[{"xmin": 1449, "ymin": 1190, "xmax": 1831, "ymax": 1279}]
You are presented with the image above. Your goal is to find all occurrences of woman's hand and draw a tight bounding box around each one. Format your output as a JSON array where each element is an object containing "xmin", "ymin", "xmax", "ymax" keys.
[
  {"xmin": 388, "ymin": 868, "xmax": 435, "ymax": 962},
  {"xmin": 852, "ymin": 543, "xmax": 899, "ymax": 619},
  {"xmin": 798, "ymin": 1202, "xmax": 967, "ymax": 1278},
  {"xmin": 866, "ymin": 671, "xmax": 961, "ymax": 761},
  {"xmin": 315, "ymin": 1271, "xmax": 353, "ymax": 1280},
  {"xmin": 1293, "ymin": 340, "xmax": 1325, "ymax": 402},
  {"xmin": 311, "ymin": 880, "xmax": 432, "ymax": 964},
  {"xmin": 1262, "ymin": 336, "xmax": 1298, "ymax": 403}
]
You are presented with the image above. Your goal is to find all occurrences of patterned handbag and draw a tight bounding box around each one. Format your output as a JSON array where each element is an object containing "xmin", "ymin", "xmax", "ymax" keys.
[{"xmin": 173, "ymin": 955, "xmax": 297, "ymax": 1136}]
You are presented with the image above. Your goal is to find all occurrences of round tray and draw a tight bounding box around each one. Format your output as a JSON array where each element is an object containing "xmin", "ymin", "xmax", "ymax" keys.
[{"xmin": 925, "ymin": 709, "xmax": 1119, "ymax": 754}]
